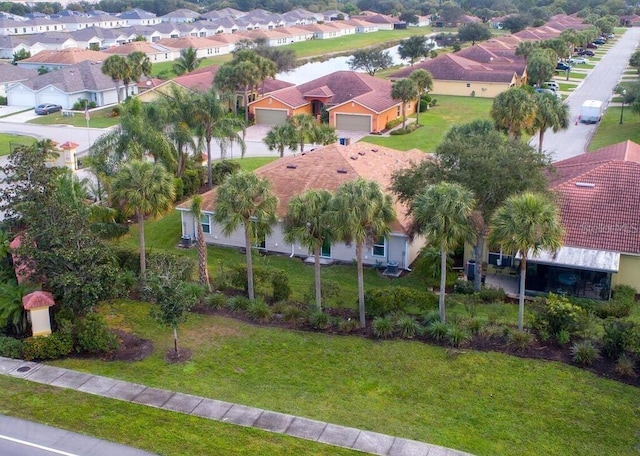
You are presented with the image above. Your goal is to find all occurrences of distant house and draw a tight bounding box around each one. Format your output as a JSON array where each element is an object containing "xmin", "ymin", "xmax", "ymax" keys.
[
  {"xmin": 620, "ymin": 14, "xmax": 640, "ymax": 27},
  {"xmin": 0, "ymin": 64, "xmax": 37, "ymax": 97},
  {"xmin": 22, "ymin": 32, "xmax": 78, "ymax": 51},
  {"xmin": 160, "ymin": 9, "xmax": 200, "ymax": 23},
  {"xmin": 176, "ymin": 142, "xmax": 429, "ymax": 270},
  {"xmin": 7, "ymin": 60, "xmax": 128, "ymax": 108},
  {"xmin": 117, "ymin": 8, "xmax": 161, "ymax": 26},
  {"xmin": 249, "ymin": 70, "xmax": 415, "ymax": 133},
  {"xmin": 103, "ymin": 41, "xmax": 177, "ymax": 63},
  {"xmin": 500, "ymin": 141, "xmax": 640, "ymax": 299},
  {"xmin": 70, "ymin": 26, "xmax": 130, "ymax": 49},
  {"xmin": 156, "ymin": 36, "xmax": 229, "ymax": 58},
  {"xmin": 15, "ymin": 48, "xmax": 111, "ymax": 71},
  {"xmin": 0, "ymin": 35, "xmax": 44, "ymax": 59}
]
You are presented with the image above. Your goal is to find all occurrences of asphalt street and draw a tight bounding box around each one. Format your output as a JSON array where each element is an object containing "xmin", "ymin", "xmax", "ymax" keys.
[
  {"xmin": 0, "ymin": 415, "xmax": 156, "ymax": 456},
  {"xmin": 530, "ymin": 27, "xmax": 640, "ymax": 161}
]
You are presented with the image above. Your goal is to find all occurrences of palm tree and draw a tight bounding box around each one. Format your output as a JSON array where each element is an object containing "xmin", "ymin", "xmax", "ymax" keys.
[
  {"xmin": 213, "ymin": 171, "xmax": 278, "ymax": 301},
  {"xmin": 0, "ymin": 282, "xmax": 27, "ymax": 335},
  {"xmin": 264, "ymin": 123, "xmax": 296, "ymax": 157},
  {"xmin": 488, "ymin": 192, "xmax": 564, "ymax": 331},
  {"xmin": 332, "ymin": 178, "xmax": 395, "ymax": 328},
  {"xmin": 409, "ymin": 69, "xmax": 433, "ymax": 126},
  {"xmin": 311, "ymin": 123, "xmax": 338, "ymax": 147},
  {"xmin": 411, "ymin": 182, "xmax": 476, "ymax": 323},
  {"xmin": 173, "ymin": 47, "xmax": 203, "ymax": 75},
  {"xmin": 533, "ymin": 93, "xmax": 570, "ymax": 153},
  {"xmin": 126, "ymin": 51, "xmax": 152, "ymax": 98},
  {"xmin": 515, "ymin": 41, "xmax": 538, "ymax": 63},
  {"xmin": 288, "ymin": 113, "xmax": 316, "ymax": 154},
  {"xmin": 490, "ymin": 87, "xmax": 537, "ymax": 140},
  {"xmin": 190, "ymin": 195, "xmax": 211, "ymax": 292},
  {"xmin": 391, "ymin": 78, "xmax": 417, "ymax": 129},
  {"xmin": 283, "ymin": 189, "xmax": 334, "ymax": 310},
  {"xmin": 111, "ymin": 160, "xmax": 175, "ymax": 278},
  {"xmin": 191, "ymin": 89, "xmax": 246, "ymax": 189},
  {"xmin": 159, "ymin": 86, "xmax": 198, "ymax": 177},
  {"xmin": 102, "ymin": 55, "xmax": 127, "ymax": 103}
]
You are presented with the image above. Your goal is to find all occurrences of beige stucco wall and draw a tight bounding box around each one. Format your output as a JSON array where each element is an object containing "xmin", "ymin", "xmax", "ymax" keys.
[
  {"xmin": 432, "ymin": 80, "xmax": 512, "ymax": 98},
  {"xmin": 611, "ymin": 254, "xmax": 640, "ymax": 290}
]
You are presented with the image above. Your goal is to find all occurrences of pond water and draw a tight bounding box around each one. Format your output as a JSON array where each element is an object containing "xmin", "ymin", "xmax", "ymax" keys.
[{"xmin": 277, "ymin": 39, "xmax": 438, "ymax": 85}]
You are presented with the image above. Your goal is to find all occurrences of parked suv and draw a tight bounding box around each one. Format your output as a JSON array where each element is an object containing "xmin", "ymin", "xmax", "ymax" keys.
[
  {"xmin": 556, "ymin": 62, "xmax": 571, "ymax": 71},
  {"xmin": 543, "ymin": 81, "xmax": 559, "ymax": 91}
]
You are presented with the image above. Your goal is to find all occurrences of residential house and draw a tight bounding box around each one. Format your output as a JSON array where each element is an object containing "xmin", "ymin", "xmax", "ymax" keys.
[
  {"xmin": 249, "ymin": 70, "xmax": 415, "ymax": 132},
  {"xmin": 200, "ymin": 8, "xmax": 243, "ymax": 22},
  {"xmin": 16, "ymin": 48, "xmax": 111, "ymax": 71},
  {"xmin": 345, "ymin": 19, "xmax": 378, "ymax": 33},
  {"xmin": 299, "ymin": 23, "xmax": 342, "ymax": 39},
  {"xmin": 0, "ymin": 17, "xmax": 25, "ymax": 36},
  {"xmin": 390, "ymin": 52, "xmax": 525, "ymax": 98},
  {"xmin": 160, "ymin": 9, "xmax": 200, "ymax": 23},
  {"xmin": 286, "ymin": 26, "xmax": 315, "ymax": 42},
  {"xmin": 152, "ymin": 22, "xmax": 183, "ymax": 39},
  {"xmin": 71, "ymin": 26, "xmax": 130, "ymax": 49},
  {"xmin": 176, "ymin": 142, "xmax": 429, "ymax": 270},
  {"xmin": 0, "ymin": 64, "xmax": 37, "ymax": 97},
  {"xmin": 7, "ymin": 60, "xmax": 129, "ymax": 108},
  {"xmin": 103, "ymin": 41, "xmax": 177, "ymax": 63},
  {"xmin": 205, "ymin": 17, "xmax": 240, "ymax": 35},
  {"xmin": 323, "ymin": 10, "xmax": 348, "ymax": 22},
  {"xmin": 17, "ymin": 17, "xmax": 68, "ymax": 35},
  {"xmin": 120, "ymin": 25, "xmax": 163, "ymax": 43},
  {"xmin": 620, "ymin": 14, "xmax": 640, "ymax": 27},
  {"xmin": 157, "ymin": 36, "xmax": 228, "ymax": 58},
  {"xmin": 22, "ymin": 32, "xmax": 78, "ymax": 51},
  {"xmin": 236, "ymin": 29, "xmax": 293, "ymax": 46},
  {"xmin": 0, "ymin": 36, "xmax": 44, "ymax": 59},
  {"xmin": 499, "ymin": 141, "xmax": 640, "ymax": 299},
  {"xmin": 352, "ymin": 13, "xmax": 400, "ymax": 31},
  {"xmin": 117, "ymin": 8, "xmax": 161, "ymax": 26}
]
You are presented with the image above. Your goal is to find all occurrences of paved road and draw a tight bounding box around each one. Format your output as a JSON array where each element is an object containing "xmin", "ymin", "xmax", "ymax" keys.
[
  {"xmin": 0, "ymin": 415, "xmax": 156, "ymax": 456},
  {"xmin": 531, "ymin": 27, "xmax": 640, "ymax": 161}
]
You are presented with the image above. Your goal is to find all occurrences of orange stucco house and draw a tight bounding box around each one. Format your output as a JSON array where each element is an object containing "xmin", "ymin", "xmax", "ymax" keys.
[{"xmin": 248, "ymin": 70, "xmax": 414, "ymax": 133}]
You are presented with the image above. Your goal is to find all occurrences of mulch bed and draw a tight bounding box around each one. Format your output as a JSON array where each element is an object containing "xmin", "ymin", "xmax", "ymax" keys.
[{"xmin": 102, "ymin": 329, "xmax": 154, "ymax": 362}]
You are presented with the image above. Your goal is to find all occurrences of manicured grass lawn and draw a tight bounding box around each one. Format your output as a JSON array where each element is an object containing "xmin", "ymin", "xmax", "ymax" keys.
[
  {"xmin": 28, "ymin": 106, "xmax": 120, "ymax": 128},
  {"xmin": 48, "ymin": 300, "xmax": 640, "ymax": 456},
  {"xmin": 0, "ymin": 133, "xmax": 36, "ymax": 156},
  {"xmin": 0, "ymin": 376, "xmax": 359, "ymax": 456},
  {"xmin": 588, "ymin": 106, "xmax": 640, "ymax": 151},
  {"xmin": 361, "ymin": 95, "xmax": 494, "ymax": 152}
]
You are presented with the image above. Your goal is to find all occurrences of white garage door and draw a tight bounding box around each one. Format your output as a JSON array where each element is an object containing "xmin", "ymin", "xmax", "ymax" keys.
[
  {"xmin": 335, "ymin": 114, "xmax": 371, "ymax": 132},
  {"xmin": 255, "ymin": 108, "xmax": 287, "ymax": 126},
  {"xmin": 7, "ymin": 89, "xmax": 36, "ymax": 108},
  {"xmin": 39, "ymin": 91, "xmax": 68, "ymax": 109}
]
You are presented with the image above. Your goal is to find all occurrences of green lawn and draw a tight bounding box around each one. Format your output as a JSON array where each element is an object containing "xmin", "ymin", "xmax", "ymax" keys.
[
  {"xmin": 361, "ymin": 95, "xmax": 494, "ymax": 152},
  {"xmin": 588, "ymin": 106, "xmax": 640, "ymax": 151},
  {"xmin": 0, "ymin": 133, "xmax": 36, "ymax": 156},
  {"xmin": 0, "ymin": 376, "xmax": 359, "ymax": 456},
  {"xmin": 47, "ymin": 300, "xmax": 640, "ymax": 456},
  {"xmin": 28, "ymin": 106, "xmax": 120, "ymax": 128}
]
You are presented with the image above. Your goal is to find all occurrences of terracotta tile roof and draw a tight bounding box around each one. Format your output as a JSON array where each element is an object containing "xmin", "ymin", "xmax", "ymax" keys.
[
  {"xmin": 22, "ymin": 291, "xmax": 55, "ymax": 310},
  {"xmin": 303, "ymin": 85, "xmax": 333, "ymax": 97},
  {"xmin": 157, "ymin": 36, "xmax": 221, "ymax": 50},
  {"xmin": 178, "ymin": 142, "xmax": 429, "ymax": 233},
  {"xmin": 390, "ymin": 53, "xmax": 520, "ymax": 83},
  {"xmin": 262, "ymin": 78, "xmax": 294, "ymax": 93},
  {"xmin": 174, "ymin": 68, "xmax": 217, "ymax": 92},
  {"xmin": 20, "ymin": 48, "xmax": 110, "ymax": 65},
  {"xmin": 551, "ymin": 141, "xmax": 640, "ymax": 255},
  {"xmin": 103, "ymin": 41, "xmax": 174, "ymax": 55}
]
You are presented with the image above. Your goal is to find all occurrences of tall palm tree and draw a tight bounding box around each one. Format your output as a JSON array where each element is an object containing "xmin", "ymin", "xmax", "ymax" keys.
[
  {"xmin": 288, "ymin": 114, "xmax": 316, "ymax": 154},
  {"xmin": 102, "ymin": 55, "xmax": 127, "ymax": 103},
  {"xmin": 190, "ymin": 195, "xmax": 211, "ymax": 292},
  {"xmin": 283, "ymin": 189, "xmax": 334, "ymax": 310},
  {"xmin": 411, "ymin": 182, "xmax": 476, "ymax": 323},
  {"xmin": 490, "ymin": 87, "xmax": 537, "ymax": 140},
  {"xmin": 311, "ymin": 123, "xmax": 338, "ymax": 147},
  {"xmin": 264, "ymin": 123, "xmax": 296, "ymax": 157},
  {"xmin": 488, "ymin": 192, "xmax": 564, "ymax": 331},
  {"xmin": 515, "ymin": 41, "xmax": 538, "ymax": 63},
  {"xmin": 159, "ymin": 86, "xmax": 198, "ymax": 177},
  {"xmin": 111, "ymin": 160, "xmax": 175, "ymax": 278},
  {"xmin": 332, "ymin": 178, "xmax": 395, "ymax": 328},
  {"xmin": 173, "ymin": 47, "xmax": 203, "ymax": 75},
  {"xmin": 126, "ymin": 51, "xmax": 152, "ymax": 98},
  {"xmin": 409, "ymin": 69, "xmax": 433, "ymax": 126},
  {"xmin": 533, "ymin": 92, "xmax": 570, "ymax": 153},
  {"xmin": 213, "ymin": 171, "xmax": 278, "ymax": 301},
  {"xmin": 191, "ymin": 89, "xmax": 246, "ymax": 189},
  {"xmin": 391, "ymin": 78, "xmax": 417, "ymax": 129}
]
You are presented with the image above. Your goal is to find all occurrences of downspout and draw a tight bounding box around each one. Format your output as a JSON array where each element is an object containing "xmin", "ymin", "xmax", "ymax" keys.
[
  {"xmin": 290, "ymin": 243, "xmax": 295, "ymax": 258},
  {"xmin": 404, "ymin": 239, "xmax": 412, "ymax": 272}
]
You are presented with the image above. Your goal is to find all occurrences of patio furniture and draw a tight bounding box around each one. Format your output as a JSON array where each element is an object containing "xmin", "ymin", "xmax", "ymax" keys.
[{"xmin": 557, "ymin": 272, "xmax": 578, "ymax": 286}]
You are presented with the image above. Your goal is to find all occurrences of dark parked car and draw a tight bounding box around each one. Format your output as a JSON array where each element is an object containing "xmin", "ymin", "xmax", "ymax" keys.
[
  {"xmin": 35, "ymin": 103, "xmax": 62, "ymax": 115},
  {"xmin": 593, "ymin": 39, "xmax": 606, "ymax": 45},
  {"xmin": 556, "ymin": 62, "xmax": 571, "ymax": 71},
  {"xmin": 586, "ymin": 42, "xmax": 598, "ymax": 49},
  {"xmin": 578, "ymin": 50, "xmax": 595, "ymax": 57}
]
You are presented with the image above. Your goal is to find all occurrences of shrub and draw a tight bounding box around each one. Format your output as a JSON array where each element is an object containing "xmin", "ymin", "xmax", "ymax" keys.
[
  {"xmin": 533, "ymin": 293, "xmax": 585, "ymax": 335},
  {"xmin": 389, "ymin": 125, "xmax": 418, "ymax": 136},
  {"xmin": 173, "ymin": 178, "xmax": 184, "ymax": 201},
  {"xmin": 111, "ymin": 106, "xmax": 120, "ymax": 117},
  {"xmin": 602, "ymin": 319, "xmax": 640, "ymax": 359},
  {"xmin": 476, "ymin": 287, "xmax": 506, "ymax": 303},
  {"xmin": 337, "ymin": 318, "xmax": 359, "ymax": 333},
  {"xmin": 270, "ymin": 270, "xmax": 290, "ymax": 302},
  {"xmin": 226, "ymin": 296, "xmax": 251, "ymax": 312},
  {"xmin": 464, "ymin": 317, "xmax": 482, "ymax": 335},
  {"xmin": 229, "ymin": 264, "xmax": 270, "ymax": 293},
  {"xmin": 372, "ymin": 316, "xmax": 394, "ymax": 338},
  {"xmin": 615, "ymin": 354, "xmax": 637, "ymax": 378},
  {"xmin": 507, "ymin": 329, "xmax": 534, "ymax": 351},
  {"xmin": 453, "ymin": 279, "xmax": 474, "ymax": 294},
  {"xmin": 205, "ymin": 293, "xmax": 226, "ymax": 309},
  {"xmin": 595, "ymin": 300, "xmax": 633, "ymax": 319},
  {"xmin": 481, "ymin": 324, "xmax": 508, "ymax": 340},
  {"xmin": 0, "ymin": 335, "xmax": 23, "ymax": 358},
  {"xmin": 426, "ymin": 321, "xmax": 449, "ymax": 342},
  {"xmin": 282, "ymin": 305, "xmax": 305, "ymax": 322},
  {"xmin": 309, "ymin": 310, "xmax": 330, "ymax": 330},
  {"xmin": 211, "ymin": 160, "xmax": 241, "ymax": 186},
  {"xmin": 75, "ymin": 313, "xmax": 118, "ymax": 354},
  {"xmin": 384, "ymin": 118, "xmax": 403, "ymax": 130},
  {"xmin": 247, "ymin": 298, "xmax": 272, "ymax": 322},
  {"xmin": 72, "ymin": 99, "xmax": 90, "ymax": 110},
  {"xmin": 23, "ymin": 333, "xmax": 73, "ymax": 361},
  {"xmin": 556, "ymin": 329, "xmax": 571, "ymax": 346},
  {"xmin": 421, "ymin": 310, "xmax": 441, "ymax": 326},
  {"xmin": 365, "ymin": 287, "xmax": 437, "ymax": 318},
  {"xmin": 570, "ymin": 340, "xmax": 600, "ymax": 366},
  {"xmin": 181, "ymin": 167, "xmax": 205, "ymax": 197},
  {"xmin": 0, "ymin": 96, "xmax": 8, "ymax": 106},
  {"xmin": 396, "ymin": 315, "xmax": 421, "ymax": 338},
  {"xmin": 446, "ymin": 326, "xmax": 470, "ymax": 348},
  {"xmin": 611, "ymin": 284, "xmax": 637, "ymax": 302}
]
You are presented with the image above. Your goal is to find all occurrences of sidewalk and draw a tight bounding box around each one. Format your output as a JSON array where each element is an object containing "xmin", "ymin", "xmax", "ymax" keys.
[{"xmin": 0, "ymin": 356, "xmax": 474, "ymax": 456}]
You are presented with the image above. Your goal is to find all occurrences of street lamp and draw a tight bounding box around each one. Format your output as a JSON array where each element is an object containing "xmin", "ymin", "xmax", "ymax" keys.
[{"xmin": 620, "ymin": 89, "xmax": 627, "ymax": 125}]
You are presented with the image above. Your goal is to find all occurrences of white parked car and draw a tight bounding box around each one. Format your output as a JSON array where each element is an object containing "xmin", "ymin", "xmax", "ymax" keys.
[{"xmin": 569, "ymin": 57, "xmax": 589, "ymax": 64}]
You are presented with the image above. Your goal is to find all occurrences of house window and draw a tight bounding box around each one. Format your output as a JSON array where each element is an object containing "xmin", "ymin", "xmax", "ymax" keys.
[
  {"xmin": 372, "ymin": 236, "xmax": 386, "ymax": 257},
  {"xmin": 466, "ymin": 83, "xmax": 471, "ymax": 88},
  {"xmin": 201, "ymin": 215, "xmax": 211, "ymax": 234},
  {"xmin": 397, "ymin": 106, "xmax": 400, "ymax": 116}
]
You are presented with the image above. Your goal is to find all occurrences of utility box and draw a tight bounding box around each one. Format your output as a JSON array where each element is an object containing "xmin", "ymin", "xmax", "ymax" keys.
[{"xmin": 580, "ymin": 100, "xmax": 603, "ymax": 124}]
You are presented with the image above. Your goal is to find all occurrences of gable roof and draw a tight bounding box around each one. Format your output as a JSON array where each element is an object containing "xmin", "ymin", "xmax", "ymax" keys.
[
  {"xmin": 102, "ymin": 41, "xmax": 175, "ymax": 55},
  {"xmin": 551, "ymin": 141, "xmax": 640, "ymax": 255},
  {"xmin": 18, "ymin": 48, "xmax": 110, "ymax": 65},
  {"xmin": 178, "ymin": 142, "xmax": 428, "ymax": 233},
  {"xmin": 17, "ymin": 60, "xmax": 122, "ymax": 92},
  {"xmin": 157, "ymin": 36, "xmax": 223, "ymax": 49},
  {"xmin": 257, "ymin": 70, "xmax": 400, "ymax": 113},
  {"xmin": 0, "ymin": 64, "xmax": 37, "ymax": 83}
]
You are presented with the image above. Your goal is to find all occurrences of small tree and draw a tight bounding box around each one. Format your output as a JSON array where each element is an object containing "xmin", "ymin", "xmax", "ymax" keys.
[
  {"xmin": 348, "ymin": 48, "xmax": 393, "ymax": 76},
  {"xmin": 12, "ymin": 49, "xmax": 30, "ymax": 64},
  {"xmin": 457, "ymin": 22, "xmax": 492, "ymax": 45},
  {"xmin": 409, "ymin": 69, "xmax": 433, "ymax": 126},
  {"xmin": 398, "ymin": 35, "xmax": 432, "ymax": 65},
  {"xmin": 173, "ymin": 47, "xmax": 203, "ymax": 75},
  {"xmin": 264, "ymin": 123, "xmax": 296, "ymax": 157},
  {"xmin": 630, "ymin": 50, "xmax": 640, "ymax": 74},
  {"xmin": 391, "ymin": 78, "xmax": 417, "ymax": 129}
]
